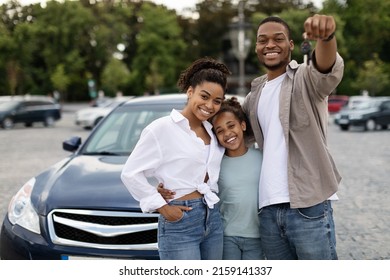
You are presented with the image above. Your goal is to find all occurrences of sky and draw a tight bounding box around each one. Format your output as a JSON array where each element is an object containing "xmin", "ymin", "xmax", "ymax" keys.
[{"xmin": 0, "ymin": 0, "xmax": 324, "ymax": 13}]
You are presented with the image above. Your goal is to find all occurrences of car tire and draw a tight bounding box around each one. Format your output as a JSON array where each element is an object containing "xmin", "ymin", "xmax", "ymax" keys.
[
  {"xmin": 340, "ymin": 124, "xmax": 349, "ymax": 131},
  {"xmin": 2, "ymin": 117, "xmax": 14, "ymax": 129},
  {"xmin": 365, "ymin": 119, "xmax": 376, "ymax": 131},
  {"xmin": 44, "ymin": 115, "xmax": 55, "ymax": 127}
]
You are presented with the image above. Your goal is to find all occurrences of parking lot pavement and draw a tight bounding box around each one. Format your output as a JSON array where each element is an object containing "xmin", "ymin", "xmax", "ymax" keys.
[
  {"xmin": 0, "ymin": 105, "xmax": 389, "ymax": 260},
  {"xmin": 327, "ymin": 119, "xmax": 390, "ymax": 260}
]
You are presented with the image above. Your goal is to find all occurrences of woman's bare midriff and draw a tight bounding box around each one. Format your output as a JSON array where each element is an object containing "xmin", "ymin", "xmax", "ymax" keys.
[{"xmin": 176, "ymin": 191, "xmax": 203, "ymax": 201}]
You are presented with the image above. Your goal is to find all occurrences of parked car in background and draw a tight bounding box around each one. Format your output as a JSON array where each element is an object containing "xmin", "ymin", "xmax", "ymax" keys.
[
  {"xmin": 75, "ymin": 96, "xmax": 133, "ymax": 129},
  {"xmin": 328, "ymin": 95, "xmax": 349, "ymax": 113},
  {"xmin": 347, "ymin": 95, "xmax": 371, "ymax": 109},
  {"xmin": 0, "ymin": 93, "xmax": 244, "ymax": 260},
  {"xmin": 336, "ymin": 97, "xmax": 390, "ymax": 131},
  {"xmin": 0, "ymin": 96, "xmax": 61, "ymax": 129}
]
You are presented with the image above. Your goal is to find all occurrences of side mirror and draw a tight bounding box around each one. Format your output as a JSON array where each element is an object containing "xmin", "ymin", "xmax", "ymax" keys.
[{"xmin": 63, "ymin": 136, "xmax": 82, "ymax": 152}]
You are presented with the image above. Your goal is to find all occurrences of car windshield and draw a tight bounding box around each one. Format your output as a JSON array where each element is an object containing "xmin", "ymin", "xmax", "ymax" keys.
[
  {"xmin": 81, "ymin": 105, "xmax": 175, "ymax": 156},
  {"xmin": 354, "ymin": 100, "xmax": 381, "ymax": 110}
]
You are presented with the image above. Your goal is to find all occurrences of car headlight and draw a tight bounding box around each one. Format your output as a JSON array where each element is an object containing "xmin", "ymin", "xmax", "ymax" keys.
[{"xmin": 8, "ymin": 177, "xmax": 40, "ymax": 234}]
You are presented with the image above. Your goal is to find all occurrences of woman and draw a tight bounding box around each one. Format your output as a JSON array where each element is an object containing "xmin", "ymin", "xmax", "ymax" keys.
[{"xmin": 121, "ymin": 57, "xmax": 231, "ymax": 260}]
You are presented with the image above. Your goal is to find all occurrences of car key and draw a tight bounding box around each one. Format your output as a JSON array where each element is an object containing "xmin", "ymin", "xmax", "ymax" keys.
[{"xmin": 301, "ymin": 34, "xmax": 312, "ymax": 65}]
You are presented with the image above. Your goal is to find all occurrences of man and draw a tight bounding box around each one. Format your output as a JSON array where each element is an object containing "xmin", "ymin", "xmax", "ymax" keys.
[{"xmin": 242, "ymin": 14, "xmax": 344, "ymax": 260}]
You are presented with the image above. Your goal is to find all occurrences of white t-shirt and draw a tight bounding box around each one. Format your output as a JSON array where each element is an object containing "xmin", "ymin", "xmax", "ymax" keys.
[
  {"xmin": 257, "ymin": 74, "xmax": 290, "ymax": 209},
  {"xmin": 121, "ymin": 109, "xmax": 225, "ymax": 213}
]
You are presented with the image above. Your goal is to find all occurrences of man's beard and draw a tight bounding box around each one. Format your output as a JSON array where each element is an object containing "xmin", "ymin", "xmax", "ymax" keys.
[
  {"xmin": 259, "ymin": 52, "xmax": 291, "ymax": 71},
  {"xmin": 262, "ymin": 57, "xmax": 290, "ymax": 71}
]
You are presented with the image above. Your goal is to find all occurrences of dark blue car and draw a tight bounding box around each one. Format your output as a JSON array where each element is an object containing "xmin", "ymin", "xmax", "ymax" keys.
[
  {"xmin": 0, "ymin": 96, "xmax": 61, "ymax": 129},
  {"xmin": 0, "ymin": 94, "xmax": 191, "ymax": 260}
]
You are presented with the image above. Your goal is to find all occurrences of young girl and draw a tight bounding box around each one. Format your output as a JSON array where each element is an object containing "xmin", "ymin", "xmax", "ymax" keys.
[
  {"xmin": 211, "ymin": 97, "xmax": 264, "ymax": 260},
  {"xmin": 121, "ymin": 57, "xmax": 231, "ymax": 260},
  {"xmin": 160, "ymin": 98, "xmax": 265, "ymax": 260}
]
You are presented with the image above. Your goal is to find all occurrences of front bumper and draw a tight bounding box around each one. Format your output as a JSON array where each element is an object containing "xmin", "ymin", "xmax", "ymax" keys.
[{"xmin": 0, "ymin": 216, "xmax": 159, "ymax": 260}]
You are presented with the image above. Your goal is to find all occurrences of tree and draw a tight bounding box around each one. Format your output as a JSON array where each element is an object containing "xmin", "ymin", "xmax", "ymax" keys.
[
  {"xmin": 341, "ymin": 0, "xmax": 390, "ymax": 65},
  {"xmin": 195, "ymin": 0, "xmax": 235, "ymax": 58},
  {"xmin": 129, "ymin": 2, "xmax": 187, "ymax": 94},
  {"xmin": 101, "ymin": 58, "xmax": 131, "ymax": 96},
  {"xmin": 50, "ymin": 64, "xmax": 70, "ymax": 98},
  {"xmin": 1, "ymin": 0, "xmax": 389, "ymax": 101},
  {"xmin": 352, "ymin": 54, "xmax": 389, "ymax": 96}
]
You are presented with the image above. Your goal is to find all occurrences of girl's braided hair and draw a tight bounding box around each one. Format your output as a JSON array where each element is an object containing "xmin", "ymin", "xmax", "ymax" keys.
[{"xmin": 177, "ymin": 57, "xmax": 231, "ymax": 93}]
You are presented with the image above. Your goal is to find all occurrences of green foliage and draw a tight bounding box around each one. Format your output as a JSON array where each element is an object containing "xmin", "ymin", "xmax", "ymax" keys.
[
  {"xmin": 195, "ymin": 0, "xmax": 235, "ymax": 58},
  {"xmin": 129, "ymin": 2, "xmax": 187, "ymax": 95},
  {"xmin": 101, "ymin": 58, "xmax": 131, "ymax": 95},
  {"xmin": 351, "ymin": 54, "xmax": 389, "ymax": 96},
  {"xmin": 51, "ymin": 64, "xmax": 70, "ymax": 93},
  {"xmin": 0, "ymin": 0, "xmax": 389, "ymax": 99}
]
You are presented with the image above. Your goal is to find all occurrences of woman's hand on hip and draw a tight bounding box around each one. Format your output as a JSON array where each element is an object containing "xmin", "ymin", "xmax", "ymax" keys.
[{"xmin": 157, "ymin": 204, "xmax": 192, "ymax": 222}]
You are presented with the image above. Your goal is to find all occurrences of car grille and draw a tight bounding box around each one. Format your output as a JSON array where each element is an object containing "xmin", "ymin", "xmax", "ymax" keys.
[{"xmin": 48, "ymin": 209, "xmax": 159, "ymax": 250}]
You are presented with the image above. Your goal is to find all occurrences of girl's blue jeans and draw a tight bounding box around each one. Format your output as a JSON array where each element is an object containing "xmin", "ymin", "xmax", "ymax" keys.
[{"xmin": 223, "ymin": 236, "xmax": 265, "ymax": 260}]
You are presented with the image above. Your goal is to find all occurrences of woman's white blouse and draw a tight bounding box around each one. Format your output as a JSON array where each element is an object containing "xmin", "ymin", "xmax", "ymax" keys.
[{"xmin": 121, "ymin": 109, "xmax": 225, "ymax": 213}]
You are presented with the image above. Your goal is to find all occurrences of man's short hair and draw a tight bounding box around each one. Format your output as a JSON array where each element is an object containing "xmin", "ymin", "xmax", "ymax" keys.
[{"xmin": 259, "ymin": 16, "xmax": 292, "ymax": 40}]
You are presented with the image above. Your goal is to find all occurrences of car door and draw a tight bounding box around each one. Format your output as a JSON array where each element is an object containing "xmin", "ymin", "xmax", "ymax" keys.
[
  {"xmin": 22, "ymin": 101, "xmax": 42, "ymax": 123},
  {"xmin": 376, "ymin": 100, "xmax": 390, "ymax": 126},
  {"xmin": 12, "ymin": 101, "xmax": 32, "ymax": 123}
]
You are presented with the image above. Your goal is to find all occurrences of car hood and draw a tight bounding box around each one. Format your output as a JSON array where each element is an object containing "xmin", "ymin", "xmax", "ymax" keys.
[{"xmin": 32, "ymin": 155, "xmax": 140, "ymax": 215}]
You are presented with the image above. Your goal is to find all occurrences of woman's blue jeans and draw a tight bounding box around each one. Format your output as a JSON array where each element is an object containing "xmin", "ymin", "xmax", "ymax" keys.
[
  {"xmin": 158, "ymin": 198, "xmax": 224, "ymax": 260},
  {"xmin": 258, "ymin": 200, "xmax": 338, "ymax": 260}
]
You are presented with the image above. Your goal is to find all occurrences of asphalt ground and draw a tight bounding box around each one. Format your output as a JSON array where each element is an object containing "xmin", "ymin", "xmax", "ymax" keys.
[{"xmin": 0, "ymin": 103, "xmax": 389, "ymax": 260}]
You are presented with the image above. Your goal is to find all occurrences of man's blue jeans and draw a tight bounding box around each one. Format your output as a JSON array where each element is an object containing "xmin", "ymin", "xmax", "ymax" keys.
[
  {"xmin": 158, "ymin": 198, "xmax": 224, "ymax": 260},
  {"xmin": 258, "ymin": 200, "xmax": 337, "ymax": 260}
]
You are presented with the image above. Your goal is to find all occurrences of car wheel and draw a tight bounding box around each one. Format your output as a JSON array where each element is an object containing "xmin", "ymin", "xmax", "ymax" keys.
[
  {"xmin": 340, "ymin": 124, "xmax": 349, "ymax": 131},
  {"xmin": 2, "ymin": 117, "xmax": 14, "ymax": 129},
  {"xmin": 44, "ymin": 116, "xmax": 55, "ymax": 127},
  {"xmin": 365, "ymin": 119, "xmax": 376, "ymax": 131},
  {"xmin": 25, "ymin": 123, "xmax": 33, "ymax": 127}
]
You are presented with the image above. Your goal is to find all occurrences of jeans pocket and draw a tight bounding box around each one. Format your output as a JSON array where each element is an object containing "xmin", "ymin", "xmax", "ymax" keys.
[
  {"xmin": 297, "ymin": 201, "xmax": 327, "ymax": 219},
  {"xmin": 163, "ymin": 211, "xmax": 186, "ymax": 224}
]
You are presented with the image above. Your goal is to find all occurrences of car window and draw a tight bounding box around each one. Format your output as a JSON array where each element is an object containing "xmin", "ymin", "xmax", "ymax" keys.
[
  {"xmin": 82, "ymin": 106, "xmax": 174, "ymax": 155},
  {"xmin": 0, "ymin": 101, "xmax": 19, "ymax": 111},
  {"xmin": 381, "ymin": 101, "xmax": 390, "ymax": 110},
  {"xmin": 354, "ymin": 101, "xmax": 376, "ymax": 110}
]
